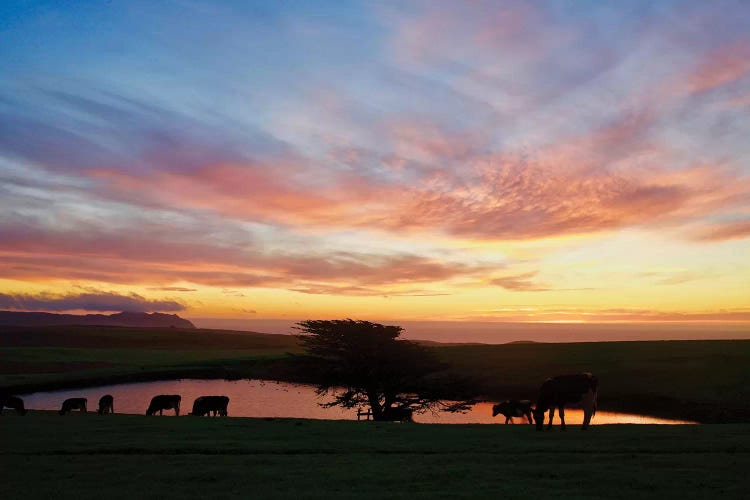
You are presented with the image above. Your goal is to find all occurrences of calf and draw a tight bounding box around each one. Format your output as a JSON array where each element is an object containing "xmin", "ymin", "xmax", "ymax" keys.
[
  {"xmin": 189, "ymin": 396, "xmax": 229, "ymax": 417},
  {"xmin": 533, "ymin": 372, "xmax": 598, "ymax": 431},
  {"xmin": 146, "ymin": 395, "xmax": 181, "ymax": 416},
  {"xmin": 59, "ymin": 397, "xmax": 87, "ymax": 415},
  {"xmin": 0, "ymin": 395, "xmax": 28, "ymax": 415},
  {"xmin": 492, "ymin": 400, "xmax": 533, "ymax": 424},
  {"xmin": 97, "ymin": 394, "xmax": 114, "ymax": 415}
]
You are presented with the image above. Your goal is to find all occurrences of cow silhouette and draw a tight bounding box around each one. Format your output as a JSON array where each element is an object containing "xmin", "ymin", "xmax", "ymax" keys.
[
  {"xmin": 146, "ymin": 395, "xmax": 181, "ymax": 416},
  {"xmin": 189, "ymin": 396, "xmax": 229, "ymax": 416},
  {"xmin": 1, "ymin": 395, "xmax": 28, "ymax": 415},
  {"xmin": 59, "ymin": 397, "xmax": 87, "ymax": 415},
  {"xmin": 533, "ymin": 372, "xmax": 598, "ymax": 431},
  {"xmin": 492, "ymin": 400, "xmax": 533, "ymax": 424},
  {"xmin": 97, "ymin": 395, "xmax": 114, "ymax": 415}
]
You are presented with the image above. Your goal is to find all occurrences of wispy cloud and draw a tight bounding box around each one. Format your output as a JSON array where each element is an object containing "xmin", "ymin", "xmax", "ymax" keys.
[
  {"xmin": 490, "ymin": 272, "xmax": 550, "ymax": 292},
  {"xmin": 0, "ymin": 290, "xmax": 185, "ymax": 313},
  {"xmin": 690, "ymin": 220, "xmax": 750, "ymax": 242},
  {"xmin": 147, "ymin": 286, "xmax": 198, "ymax": 292}
]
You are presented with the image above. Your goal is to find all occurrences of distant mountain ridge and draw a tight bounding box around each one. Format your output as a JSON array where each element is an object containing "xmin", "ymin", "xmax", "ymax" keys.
[{"xmin": 0, "ymin": 311, "xmax": 195, "ymax": 329}]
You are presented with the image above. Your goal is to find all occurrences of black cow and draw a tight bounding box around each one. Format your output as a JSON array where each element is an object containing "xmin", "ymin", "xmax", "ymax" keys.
[
  {"xmin": 59, "ymin": 397, "xmax": 87, "ymax": 415},
  {"xmin": 146, "ymin": 395, "xmax": 181, "ymax": 416},
  {"xmin": 0, "ymin": 395, "xmax": 28, "ymax": 415},
  {"xmin": 189, "ymin": 396, "xmax": 229, "ymax": 416},
  {"xmin": 492, "ymin": 400, "xmax": 533, "ymax": 424},
  {"xmin": 97, "ymin": 394, "xmax": 114, "ymax": 415},
  {"xmin": 533, "ymin": 372, "xmax": 598, "ymax": 431}
]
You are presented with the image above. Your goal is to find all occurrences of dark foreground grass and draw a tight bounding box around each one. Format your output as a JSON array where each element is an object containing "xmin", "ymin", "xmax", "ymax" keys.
[{"xmin": 1, "ymin": 412, "xmax": 748, "ymax": 500}]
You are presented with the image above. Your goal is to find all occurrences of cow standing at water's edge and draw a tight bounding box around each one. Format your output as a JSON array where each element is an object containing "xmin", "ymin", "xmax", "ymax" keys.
[
  {"xmin": 59, "ymin": 398, "xmax": 87, "ymax": 415},
  {"xmin": 146, "ymin": 395, "xmax": 181, "ymax": 416},
  {"xmin": 189, "ymin": 396, "xmax": 229, "ymax": 416},
  {"xmin": 533, "ymin": 372, "xmax": 598, "ymax": 431},
  {"xmin": 0, "ymin": 395, "xmax": 28, "ymax": 415},
  {"xmin": 97, "ymin": 395, "xmax": 114, "ymax": 415},
  {"xmin": 492, "ymin": 400, "xmax": 533, "ymax": 424}
]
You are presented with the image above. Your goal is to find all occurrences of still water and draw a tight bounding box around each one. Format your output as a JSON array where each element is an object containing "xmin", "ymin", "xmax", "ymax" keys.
[{"xmin": 22, "ymin": 378, "xmax": 695, "ymax": 424}]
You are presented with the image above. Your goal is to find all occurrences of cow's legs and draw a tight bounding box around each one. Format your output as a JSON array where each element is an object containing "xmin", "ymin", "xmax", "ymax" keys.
[
  {"xmin": 558, "ymin": 406, "xmax": 566, "ymax": 430},
  {"xmin": 582, "ymin": 390, "xmax": 595, "ymax": 430},
  {"xmin": 525, "ymin": 412, "xmax": 533, "ymax": 424},
  {"xmin": 159, "ymin": 409, "xmax": 163, "ymax": 416},
  {"xmin": 175, "ymin": 403, "xmax": 180, "ymax": 416},
  {"xmin": 82, "ymin": 403, "xmax": 87, "ymax": 413},
  {"xmin": 582, "ymin": 409, "xmax": 592, "ymax": 430},
  {"xmin": 546, "ymin": 407, "xmax": 555, "ymax": 430},
  {"xmin": 505, "ymin": 416, "xmax": 511, "ymax": 424}
]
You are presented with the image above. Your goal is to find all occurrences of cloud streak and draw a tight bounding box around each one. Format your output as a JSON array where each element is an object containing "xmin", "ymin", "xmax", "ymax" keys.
[{"xmin": 0, "ymin": 290, "xmax": 185, "ymax": 313}]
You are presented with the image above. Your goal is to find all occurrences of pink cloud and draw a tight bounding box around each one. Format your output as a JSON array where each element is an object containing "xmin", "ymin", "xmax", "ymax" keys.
[
  {"xmin": 0, "ymin": 220, "xmax": 495, "ymax": 294},
  {"xmin": 684, "ymin": 42, "xmax": 750, "ymax": 95},
  {"xmin": 690, "ymin": 219, "xmax": 750, "ymax": 242}
]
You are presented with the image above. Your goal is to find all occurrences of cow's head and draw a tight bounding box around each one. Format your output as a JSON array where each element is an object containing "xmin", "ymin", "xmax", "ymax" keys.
[
  {"xmin": 492, "ymin": 403, "xmax": 509, "ymax": 417},
  {"xmin": 532, "ymin": 407, "xmax": 546, "ymax": 430}
]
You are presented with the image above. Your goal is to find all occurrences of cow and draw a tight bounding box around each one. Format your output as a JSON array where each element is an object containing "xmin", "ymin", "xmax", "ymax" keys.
[
  {"xmin": 492, "ymin": 400, "xmax": 533, "ymax": 424},
  {"xmin": 0, "ymin": 395, "xmax": 28, "ymax": 415},
  {"xmin": 97, "ymin": 394, "xmax": 114, "ymax": 415},
  {"xmin": 189, "ymin": 396, "xmax": 229, "ymax": 417},
  {"xmin": 146, "ymin": 395, "xmax": 181, "ymax": 416},
  {"xmin": 59, "ymin": 397, "xmax": 87, "ymax": 415},
  {"xmin": 533, "ymin": 372, "xmax": 598, "ymax": 431}
]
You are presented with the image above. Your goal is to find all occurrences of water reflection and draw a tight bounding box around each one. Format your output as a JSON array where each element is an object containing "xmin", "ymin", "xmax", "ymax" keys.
[{"xmin": 22, "ymin": 379, "xmax": 695, "ymax": 424}]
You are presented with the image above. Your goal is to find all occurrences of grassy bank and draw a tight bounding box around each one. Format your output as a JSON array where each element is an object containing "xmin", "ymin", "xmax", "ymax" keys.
[
  {"xmin": 0, "ymin": 325, "xmax": 301, "ymax": 391},
  {"xmin": 3, "ymin": 325, "xmax": 750, "ymax": 422},
  {"xmin": 1, "ymin": 412, "xmax": 748, "ymax": 499},
  {"xmin": 435, "ymin": 340, "xmax": 750, "ymax": 422}
]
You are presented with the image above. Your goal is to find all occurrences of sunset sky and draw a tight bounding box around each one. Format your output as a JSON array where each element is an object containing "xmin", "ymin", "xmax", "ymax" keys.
[{"xmin": 1, "ymin": 0, "xmax": 749, "ymax": 329}]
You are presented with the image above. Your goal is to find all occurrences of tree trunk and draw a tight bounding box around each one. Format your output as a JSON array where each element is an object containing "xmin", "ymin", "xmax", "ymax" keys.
[{"xmin": 367, "ymin": 389, "xmax": 383, "ymax": 420}]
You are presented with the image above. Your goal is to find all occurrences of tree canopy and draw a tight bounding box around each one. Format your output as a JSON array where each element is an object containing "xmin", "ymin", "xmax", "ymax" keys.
[{"xmin": 295, "ymin": 319, "xmax": 468, "ymax": 421}]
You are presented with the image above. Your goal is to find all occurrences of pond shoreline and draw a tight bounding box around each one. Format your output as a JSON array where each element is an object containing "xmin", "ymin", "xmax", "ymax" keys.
[{"xmin": 4, "ymin": 366, "xmax": 743, "ymax": 424}]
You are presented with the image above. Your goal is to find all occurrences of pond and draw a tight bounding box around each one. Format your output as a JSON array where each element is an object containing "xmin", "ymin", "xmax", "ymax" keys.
[{"xmin": 21, "ymin": 378, "xmax": 696, "ymax": 424}]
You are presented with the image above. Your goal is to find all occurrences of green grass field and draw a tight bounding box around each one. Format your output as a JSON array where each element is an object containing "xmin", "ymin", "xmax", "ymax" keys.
[
  {"xmin": 3, "ymin": 325, "xmax": 750, "ymax": 422},
  {"xmin": 1, "ymin": 412, "xmax": 748, "ymax": 499}
]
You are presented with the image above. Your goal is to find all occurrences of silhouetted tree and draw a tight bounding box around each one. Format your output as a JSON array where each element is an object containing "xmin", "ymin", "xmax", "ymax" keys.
[{"xmin": 295, "ymin": 319, "xmax": 469, "ymax": 421}]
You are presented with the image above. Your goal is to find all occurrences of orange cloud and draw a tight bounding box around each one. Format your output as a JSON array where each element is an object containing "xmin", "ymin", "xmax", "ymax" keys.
[
  {"xmin": 690, "ymin": 219, "xmax": 750, "ymax": 242},
  {"xmin": 490, "ymin": 271, "xmax": 550, "ymax": 292},
  {"xmin": 459, "ymin": 307, "xmax": 750, "ymax": 324}
]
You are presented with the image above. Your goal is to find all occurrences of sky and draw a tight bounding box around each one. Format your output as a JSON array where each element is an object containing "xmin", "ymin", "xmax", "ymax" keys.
[{"xmin": 1, "ymin": 0, "xmax": 749, "ymax": 331}]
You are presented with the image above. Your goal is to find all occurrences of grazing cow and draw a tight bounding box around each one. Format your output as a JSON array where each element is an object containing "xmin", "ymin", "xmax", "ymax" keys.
[
  {"xmin": 189, "ymin": 396, "xmax": 229, "ymax": 417},
  {"xmin": 0, "ymin": 395, "xmax": 28, "ymax": 415},
  {"xmin": 97, "ymin": 394, "xmax": 114, "ymax": 415},
  {"xmin": 59, "ymin": 397, "xmax": 87, "ymax": 415},
  {"xmin": 533, "ymin": 372, "xmax": 598, "ymax": 431},
  {"xmin": 492, "ymin": 400, "xmax": 533, "ymax": 424},
  {"xmin": 146, "ymin": 395, "xmax": 181, "ymax": 416},
  {"xmin": 381, "ymin": 406, "xmax": 414, "ymax": 422}
]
